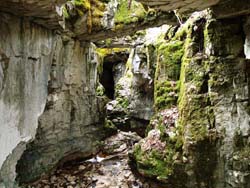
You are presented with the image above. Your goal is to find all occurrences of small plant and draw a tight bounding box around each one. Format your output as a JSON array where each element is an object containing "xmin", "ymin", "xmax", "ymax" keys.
[{"xmin": 96, "ymin": 84, "xmax": 105, "ymax": 96}]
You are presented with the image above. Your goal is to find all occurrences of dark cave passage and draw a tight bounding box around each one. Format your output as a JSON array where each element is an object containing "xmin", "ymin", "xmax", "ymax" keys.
[
  {"xmin": 99, "ymin": 52, "xmax": 129, "ymax": 99},
  {"xmin": 100, "ymin": 60, "xmax": 115, "ymax": 99}
]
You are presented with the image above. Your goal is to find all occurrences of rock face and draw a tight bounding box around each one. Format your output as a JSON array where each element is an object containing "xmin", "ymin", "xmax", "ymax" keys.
[
  {"xmin": 76, "ymin": 1, "xmax": 178, "ymax": 41},
  {"xmin": 211, "ymin": 0, "xmax": 250, "ymax": 19},
  {"xmin": 132, "ymin": 11, "xmax": 250, "ymax": 188},
  {"xmin": 15, "ymin": 41, "xmax": 107, "ymax": 184},
  {"xmin": 0, "ymin": 12, "xmax": 54, "ymax": 187},
  {"xmin": 136, "ymin": 0, "xmax": 250, "ymax": 20},
  {"xmin": 136, "ymin": 0, "xmax": 220, "ymax": 13},
  {"xmin": 103, "ymin": 40, "xmax": 156, "ymax": 134},
  {"xmin": 132, "ymin": 23, "xmax": 185, "ymax": 186},
  {"xmin": 0, "ymin": 0, "xmax": 176, "ymax": 186},
  {"xmin": 0, "ymin": 0, "xmax": 178, "ymax": 42},
  {"xmin": 0, "ymin": 12, "xmax": 106, "ymax": 187},
  {"xmin": 178, "ymin": 13, "xmax": 250, "ymax": 188},
  {"xmin": 129, "ymin": 44, "xmax": 155, "ymax": 121},
  {"xmin": 0, "ymin": 0, "xmax": 66, "ymax": 30},
  {"xmin": 1, "ymin": 0, "xmax": 250, "ymax": 188}
]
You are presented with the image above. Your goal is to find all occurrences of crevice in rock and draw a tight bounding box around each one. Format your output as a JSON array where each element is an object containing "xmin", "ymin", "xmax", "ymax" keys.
[
  {"xmin": 100, "ymin": 52, "xmax": 129, "ymax": 99},
  {"xmin": 0, "ymin": 49, "xmax": 9, "ymax": 93},
  {"xmin": 199, "ymin": 74, "xmax": 209, "ymax": 94},
  {"xmin": 100, "ymin": 60, "xmax": 115, "ymax": 99},
  {"xmin": 70, "ymin": 102, "xmax": 77, "ymax": 122},
  {"xmin": 192, "ymin": 17, "xmax": 206, "ymax": 54}
]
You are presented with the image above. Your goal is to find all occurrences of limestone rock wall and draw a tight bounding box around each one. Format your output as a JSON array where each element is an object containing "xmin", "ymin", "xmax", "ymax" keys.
[
  {"xmin": 0, "ymin": 12, "xmax": 54, "ymax": 187},
  {"xmin": 104, "ymin": 44, "xmax": 155, "ymax": 134},
  {"xmin": 0, "ymin": 13, "xmax": 106, "ymax": 187},
  {"xmin": 0, "ymin": 0, "xmax": 65, "ymax": 30},
  {"xmin": 15, "ymin": 40, "xmax": 106, "ymax": 184},
  {"xmin": 136, "ymin": 0, "xmax": 220, "ymax": 13},
  {"xmin": 132, "ymin": 11, "xmax": 250, "ymax": 188},
  {"xmin": 129, "ymin": 44, "xmax": 155, "ymax": 121},
  {"xmin": 176, "ymin": 13, "xmax": 250, "ymax": 188},
  {"xmin": 178, "ymin": 14, "xmax": 250, "ymax": 188}
]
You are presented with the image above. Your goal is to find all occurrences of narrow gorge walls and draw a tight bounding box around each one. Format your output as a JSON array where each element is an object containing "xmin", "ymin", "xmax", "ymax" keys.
[{"xmin": 1, "ymin": 1, "xmax": 250, "ymax": 187}]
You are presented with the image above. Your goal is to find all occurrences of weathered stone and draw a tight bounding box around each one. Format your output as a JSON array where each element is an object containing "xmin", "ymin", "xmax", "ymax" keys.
[
  {"xmin": 78, "ymin": 11, "xmax": 178, "ymax": 41},
  {"xmin": 0, "ymin": 0, "xmax": 178, "ymax": 42},
  {"xmin": 132, "ymin": 107, "xmax": 183, "ymax": 185},
  {"xmin": 178, "ymin": 12, "xmax": 250, "ymax": 188},
  {"xmin": 104, "ymin": 42, "xmax": 155, "ymax": 133},
  {"xmin": 0, "ymin": 12, "xmax": 106, "ymax": 187},
  {"xmin": 0, "ymin": 12, "xmax": 54, "ymax": 188},
  {"xmin": 211, "ymin": 0, "xmax": 250, "ymax": 19},
  {"xmin": 0, "ymin": 0, "xmax": 66, "ymax": 30},
  {"xmin": 131, "ymin": 11, "xmax": 250, "ymax": 188},
  {"xmin": 15, "ymin": 40, "xmax": 107, "ymax": 184},
  {"xmin": 136, "ymin": 0, "xmax": 220, "ymax": 13}
]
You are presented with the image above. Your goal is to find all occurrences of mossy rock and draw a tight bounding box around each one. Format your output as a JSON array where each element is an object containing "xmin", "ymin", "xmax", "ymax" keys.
[
  {"xmin": 62, "ymin": 0, "xmax": 107, "ymax": 32},
  {"xmin": 96, "ymin": 83, "xmax": 105, "ymax": 96},
  {"xmin": 96, "ymin": 48, "xmax": 129, "ymax": 58},
  {"xmin": 154, "ymin": 39, "xmax": 184, "ymax": 111},
  {"xmin": 154, "ymin": 81, "xmax": 179, "ymax": 110},
  {"xmin": 114, "ymin": 0, "xmax": 146, "ymax": 24},
  {"xmin": 63, "ymin": 0, "xmax": 91, "ymax": 19},
  {"xmin": 133, "ymin": 132, "xmax": 183, "ymax": 182},
  {"xmin": 96, "ymin": 47, "xmax": 130, "ymax": 74},
  {"xmin": 104, "ymin": 118, "xmax": 117, "ymax": 130},
  {"xmin": 134, "ymin": 145, "xmax": 175, "ymax": 181},
  {"xmin": 132, "ymin": 107, "xmax": 183, "ymax": 182},
  {"xmin": 204, "ymin": 18, "xmax": 244, "ymax": 57},
  {"xmin": 116, "ymin": 97, "xmax": 129, "ymax": 109},
  {"xmin": 156, "ymin": 40, "xmax": 184, "ymax": 81}
]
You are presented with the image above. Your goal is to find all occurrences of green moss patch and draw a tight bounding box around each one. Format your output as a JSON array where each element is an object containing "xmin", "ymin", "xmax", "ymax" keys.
[
  {"xmin": 96, "ymin": 83, "xmax": 105, "ymax": 96},
  {"xmin": 134, "ymin": 145, "xmax": 176, "ymax": 181},
  {"xmin": 154, "ymin": 39, "xmax": 184, "ymax": 110},
  {"xmin": 114, "ymin": 0, "xmax": 146, "ymax": 24},
  {"xmin": 156, "ymin": 40, "xmax": 184, "ymax": 81},
  {"xmin": 154, "ymin": 81, "xmax": 179, "ymax": 110}
]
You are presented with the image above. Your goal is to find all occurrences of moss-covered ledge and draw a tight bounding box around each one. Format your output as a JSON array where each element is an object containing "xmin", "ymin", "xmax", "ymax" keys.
[{"xmin": 77, "ymin": 10, "xmax": 178, "ymax": 41}]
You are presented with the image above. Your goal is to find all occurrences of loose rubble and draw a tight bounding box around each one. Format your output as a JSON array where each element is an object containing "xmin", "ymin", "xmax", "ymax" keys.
[{"xmin": 27, "ymin": 131, "xmax": 167, "ymax": 188}]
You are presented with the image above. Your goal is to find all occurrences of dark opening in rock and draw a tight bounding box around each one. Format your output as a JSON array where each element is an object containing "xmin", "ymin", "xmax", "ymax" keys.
[
  {"xmin": 199, "ymin": 74, "xmax": 209, "ymax": 94},
  {"xmin": 193, "ymin": 17, "xmax": 206, "ymax": 53},
  {"xmin": 100, "ymin": 60, "xmax": 115, "ymax": 99},
  {"xmin": 99, "ymin": 52, "xmax": 129, "ymax": 99}
]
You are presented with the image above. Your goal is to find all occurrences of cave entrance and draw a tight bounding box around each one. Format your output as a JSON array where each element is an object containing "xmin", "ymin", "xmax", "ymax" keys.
[
  {"xmin": 99, "ymin": 51, "xmax": 129, "ymax": 99},
  {"xmin": 100, "ymin": 59, "xmax": 115, "ymax": 99}
]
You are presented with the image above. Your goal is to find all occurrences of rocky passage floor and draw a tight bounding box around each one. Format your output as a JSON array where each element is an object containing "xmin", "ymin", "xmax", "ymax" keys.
[{"xmin": 27, "ymin": 131, "xmax": 167, "ymax": 188}]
